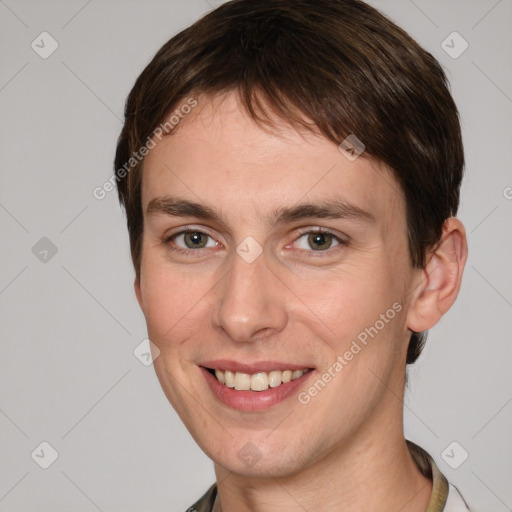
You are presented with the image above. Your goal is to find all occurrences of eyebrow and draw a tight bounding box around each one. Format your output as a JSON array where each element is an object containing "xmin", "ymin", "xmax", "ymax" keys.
[{"xmin": 146, "ymin": 195, "xmax": 375, "ymax": 225}]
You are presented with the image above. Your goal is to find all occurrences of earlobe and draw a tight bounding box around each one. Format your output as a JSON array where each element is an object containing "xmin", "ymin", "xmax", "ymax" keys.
[{"xmin": 407, "ymin": 218, "xmax": 468, "ymax": 333}]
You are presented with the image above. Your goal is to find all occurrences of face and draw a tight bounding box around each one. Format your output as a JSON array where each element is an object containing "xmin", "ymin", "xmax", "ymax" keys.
[{"xmin": 135, "ymin": 91, "xmax": 419, "ymax": 477}]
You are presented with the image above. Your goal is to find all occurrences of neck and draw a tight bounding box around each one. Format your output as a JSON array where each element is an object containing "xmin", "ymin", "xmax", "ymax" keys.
[{"xmin": 212, "ymin": 392, "xmax": 432, "ymax": 512}]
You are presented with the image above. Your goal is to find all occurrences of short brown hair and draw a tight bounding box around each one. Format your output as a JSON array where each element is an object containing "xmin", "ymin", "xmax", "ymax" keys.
[{"xmin": 115, "ymin": 0, "xmax": 464, "ymax": 364}]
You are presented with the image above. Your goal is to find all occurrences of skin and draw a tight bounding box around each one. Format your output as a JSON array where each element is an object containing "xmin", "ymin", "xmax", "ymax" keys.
[{"xmin": 134, "ymin": 91, "xmax": 467, "ymax": 511}]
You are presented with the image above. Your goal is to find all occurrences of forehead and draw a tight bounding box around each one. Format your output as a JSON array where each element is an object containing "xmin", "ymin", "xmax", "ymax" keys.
[{"xmin": 140, "ymin": 91, "xmax": 405, "ymax": 223}]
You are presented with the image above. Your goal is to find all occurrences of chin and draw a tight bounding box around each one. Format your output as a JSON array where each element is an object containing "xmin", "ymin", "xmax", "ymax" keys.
[{"xmin": 201, "ymin": 437, "xmax": 309, "ymax": 479}]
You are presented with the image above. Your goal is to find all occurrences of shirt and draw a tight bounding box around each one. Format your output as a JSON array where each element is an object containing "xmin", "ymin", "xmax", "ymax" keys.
[{"xmin": 186, "ymin": 441, "xmax": 471, "ymax": 512}]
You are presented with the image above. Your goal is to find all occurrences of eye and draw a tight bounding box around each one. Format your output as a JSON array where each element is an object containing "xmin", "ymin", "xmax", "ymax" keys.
[
  {"xmin": 294, "ymin": 231, "xmax": 341, "ymax": 251},
  {"xmin": 168, "ymin": 230, "xmax": 218, "ymax": 250}
]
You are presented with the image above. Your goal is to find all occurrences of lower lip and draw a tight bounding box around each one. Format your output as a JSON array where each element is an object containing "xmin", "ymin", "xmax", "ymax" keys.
[{"xmin": 200, "ymin": 367, "xmax": 314, "ymax": 412}]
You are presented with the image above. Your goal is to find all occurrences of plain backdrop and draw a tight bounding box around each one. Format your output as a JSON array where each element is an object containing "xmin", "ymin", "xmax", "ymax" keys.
[{"xmin": 0, "ymin": 0, "xmax": 511, "ymax": 511}]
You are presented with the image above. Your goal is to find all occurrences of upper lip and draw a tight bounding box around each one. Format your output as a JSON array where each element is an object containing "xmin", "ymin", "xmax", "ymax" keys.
[{"xmin": 201, "ymin": 359, "xmax": 313, "ymax": 374}]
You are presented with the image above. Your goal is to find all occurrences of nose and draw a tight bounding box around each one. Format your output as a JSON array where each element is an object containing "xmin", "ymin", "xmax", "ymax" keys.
[{"xmin": 211, "ymin": 251, "xmax": 288, "ymax": 343}]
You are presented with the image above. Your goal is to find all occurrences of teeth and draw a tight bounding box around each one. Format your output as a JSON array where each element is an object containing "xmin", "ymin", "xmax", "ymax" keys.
[
  {"xmin": 215, "ymin": 369, "xmax": 225, "ymax": 384},
  {"xmin": 251, "ymin": 372, "xmax": 269, "ymax": 391},
  {"xmin": 268, "ymin": 370, "xmax": 282, "ymax": 388},
  {"xmin": 212, "ymin": 368, "xmax": 308, "ymax": 391},
  {"xmin": 282, "ymin": 370, "xmax": 292, "ymax": 383},
  {"xmin": 224, "ymin": 370, "xmax": 235, "ymax": 388},
  {"xmin": 234, "ymin": 372, "xmax": 251, "ymax": 390}
]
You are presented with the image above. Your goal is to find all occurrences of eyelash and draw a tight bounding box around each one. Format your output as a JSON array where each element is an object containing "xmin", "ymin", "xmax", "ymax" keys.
[{"xmin": 163, "ymin": 227, "xmax": 348, "ymax": 257}]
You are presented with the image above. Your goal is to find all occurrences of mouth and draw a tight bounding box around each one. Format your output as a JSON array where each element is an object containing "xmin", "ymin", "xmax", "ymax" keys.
[
  {"xmin": 205, "ymin": 367, "xmax": 312, "ymax": 391},
  {"xmin": 199, "ymin": 360, "xmax": 315, "ymax": 411}
]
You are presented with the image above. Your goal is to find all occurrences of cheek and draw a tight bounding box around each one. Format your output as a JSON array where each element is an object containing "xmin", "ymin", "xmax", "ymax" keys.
[
  {"xmin": 297, "ymin": 268, "xmax": 408, "ymax": 395},
  {"xmin": 138, "ymin": 259, "xmax": 212, "ymax": 350},
  {"xmin": 298, "ymin": 260, "xmax": 402, "ymax": 345}
]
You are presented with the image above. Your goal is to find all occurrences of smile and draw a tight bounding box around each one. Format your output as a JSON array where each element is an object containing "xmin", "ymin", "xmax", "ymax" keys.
[
  {"xmin": 199, "ymin": 361, "xmax": 315, "ymax": 411},
  {"xmin": 209, "ymin": 368, "xmax": 311, "ymax": 391}
]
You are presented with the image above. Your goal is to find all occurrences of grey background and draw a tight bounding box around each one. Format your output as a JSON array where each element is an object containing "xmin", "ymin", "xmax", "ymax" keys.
[{"xmin": 0, "ymin": 0, "xmax": 511, "ymax": 510}]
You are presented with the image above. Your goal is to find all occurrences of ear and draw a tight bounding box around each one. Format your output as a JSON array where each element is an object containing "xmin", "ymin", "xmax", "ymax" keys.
[{"xmin": 407, "ymin": 218, "xmax": 468, "ymax": 333}]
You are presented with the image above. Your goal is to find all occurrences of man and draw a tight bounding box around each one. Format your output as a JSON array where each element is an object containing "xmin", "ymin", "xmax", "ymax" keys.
[{"xmin": 114, "ymin": 0, "xmax": 470, "ymax": 510}]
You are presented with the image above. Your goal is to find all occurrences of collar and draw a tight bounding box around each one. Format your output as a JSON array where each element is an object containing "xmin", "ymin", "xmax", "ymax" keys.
[{"xmin": 407, "ymin": 440, "xmax": 449, "ymax": 511}]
